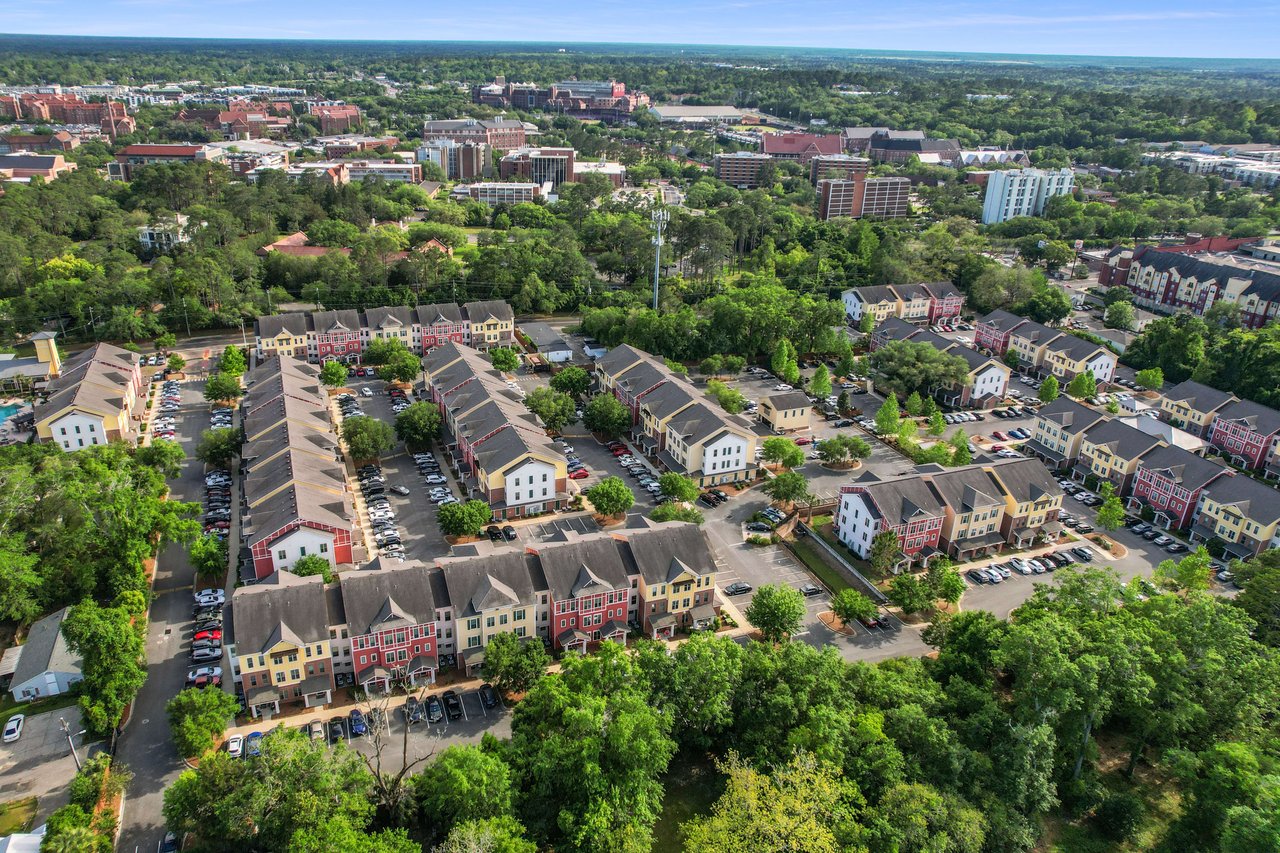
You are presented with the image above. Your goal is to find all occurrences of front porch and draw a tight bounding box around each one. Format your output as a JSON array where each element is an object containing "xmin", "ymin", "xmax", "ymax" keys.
[
  {"xmin": 944, "ymin": 532, "xmax": 1005, "ymax": 561},
  {"xmin": 646, "ymin": 611, "xmax": 678, "ymax": 640}
]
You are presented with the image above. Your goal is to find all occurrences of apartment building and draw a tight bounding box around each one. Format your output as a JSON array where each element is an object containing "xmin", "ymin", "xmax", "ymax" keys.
[
  {"xmin": 422, "ymin": 117, "xmax": 527, "ymax": 151},
  {"xmin": 1159, "ymin": 380, "xmax": 1237, "ymax": 438},
  {"xmin": 1024, "ymin": 396, "xmax": 1109, "ymax": 468},
  {"xmin": 974, "ymin": 309, "xmax": 1028, "ymax": 353},
  {"xmin": 498, "ymin": 147, "xmax": 575, "ymax": 186},
  {"xmin": 1189, "ymin": 475, "xmax": 1280, "ymax": 560},
  {"xmin": 995, "ymin": 458, "xmax": 1067, "ymax": 547},
  {"xmin": 1129, "ymin": 445, "xmax": 1230, "ymax": 530},
  {"xmin": 0, "ymin": 130, "xmax": 78, "ymax": 154},
  {"xmin": 341, "ymin": 561, "xmax": 440, "ymax": 692},
  {"xmin": 423, "ymin": 342, "xmax": 568, "ymax": 518},
  {"xmin": 835, "ymin": 471, "xmax": 949, "ymax": 569},
  {"xmin": 1074, "ymin": 419, "xmax": 1166, "ymax": 494},
  {"xmin": 1040, "ymin": 335, "xmax": 1117, "ymax": 384},
  {"xmin": 240, "ymin": 356, "xmax": 355, "ymax": 579},
  {"xmin": 976, "ymin": 310, "xmax": 1117, "ymax": 382},
  {"xmin": 108, "ymin": 143, "xmax": 224, "ymax": 181},
  {"xmin": 531, "ymin": 534, "xmax": 632, "ymax": 654},
  {"xmin": 758, "ymin": 390, "xmax": 812, "ymax": 434},
  {"xmin": 713, "ymin": 151, "xmax": 772, "ymax": 189},
  {"xmin": 416, "ymin": 138, "xmax": 491, "ymax": 180},
  {"xmin": 231, "ymin": 571, "xmax": 337, "ymax": 718},
  {"xmin": 810, "ymin": 154, "xmax": 870, "ymax": 184},
  {"xmin": 842, "ymin": 283, "xmax": 967, "ymax": 325},
  {"xmin": 817, "ymin": 176, "xmax": 910, "ymax": 220},
  {"xmin": 34, "ymin": 342, "xmax": 143, "ymax": 450},
  {"xmin": 595, "ymin": 345, "xmax": 758, "ymax": 486},
  {"xmin": 1206, "ymin": 399, "xmax": 1280, "ymax": 470},
  {"xmin": 254, "ymin": 301, "xmax": 514, "ymax": 363},
  {"xmin": 980, "ymin": 167, "xmax": 1075, "ymax": 225},
  {"xmin": 1116, "ymin": 246, "xmax": 1280, "ymax": 328},
  {"xmin": 440, "ymin": 549, "xmax": 543, "ymax": 675}
]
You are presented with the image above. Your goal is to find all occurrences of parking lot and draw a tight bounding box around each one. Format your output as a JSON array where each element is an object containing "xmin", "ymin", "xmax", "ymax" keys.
[{"xmin": 0, "ymin": 707, "xmax": 97, "ymax": 820}]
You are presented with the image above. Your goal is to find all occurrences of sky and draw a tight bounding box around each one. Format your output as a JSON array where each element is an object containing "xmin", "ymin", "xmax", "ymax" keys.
[{"xmin": 6, "ymin": 0, "xmax": 1280, "ymax": 59}]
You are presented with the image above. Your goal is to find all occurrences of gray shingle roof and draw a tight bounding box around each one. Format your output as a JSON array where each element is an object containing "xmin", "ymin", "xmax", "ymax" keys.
[
  {"xmin": 340, "ymin": 562, "xmax": 437, "ymax": 635},
  {"xmin": 232, "ymin": 571, "xmax": 331, "ymax": 653},
  {"xmin": 1214, "ymin": 399, "xmax": 1280, "ymax": 438},
  {"xmin": 1036, "ymin": 396, "xmax": 1108, "ymax": 434},
  {"xmin": 439, "ymin": 551, "xmax": 539, "ymax": 618},
  {"xmin": 1137, "ymin": 444, "xmax": 1229, "ymax": 492},
  {"xmin": 619, "ymin": 522, "xmax": 717, "ymax": 585},
  {"xmin": 1081, "ymin": 418, "xmax": 1165, "ymax": 460},
  {"xmin": 10, "ymin": 607, "xmax": 80, "ymax": 688},
  {"xmin": 1203, "ymin": 473, "xmax": 1280, "ymax": 526},
  {"xmin": 1162, "ymin": 380, "xmax": 1236, "ymax": 414}
]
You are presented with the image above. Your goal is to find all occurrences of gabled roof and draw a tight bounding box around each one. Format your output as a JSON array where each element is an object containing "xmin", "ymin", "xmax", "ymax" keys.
[
  {"xmin": 763, "ymin": 390, "xmax": 812, "ymax": 411},
  {"xmin": 340, "ymin": 562, "xmax": 437, "ymax": 635},
  {"xmin": 255, "ymin": 312, "xmax": 312, "ymax": 340},
  {"xmin": 1036, "ymin": 396, "xmax": 1108, "ymax": 435},
  {"xmin": 310, "ymin": 309, "xmax": 363, "ymax": 334},
  {"xmin": 232, "ymin": 571, "xmax": 331, "ymax": 653},
  {"xmin": 987, "ymin": 457, "xmax": 1062, "ymax": 505},
  {"xmin": 416, "ymin": 303, "xmax": 466, "ymax": 326},
  {"xmin": 463, "ymin": 300, "xmax": 514, "ymax": 324},
  {"xmin": 10, "ymin": 607, "xmax": 80, "ymax": 688},
  {"xmin": 1202, "ymin": 473, "xmax": 1280, "ymax": 526},
  {"xmin": 1081, "ymin": 418, "xmax": 1165, "ymax": 460},
  {"xmin": 666, "ymin": 401, "xmax": 751, "ymax": 448},
  {"xmin": 1131, "ymin": 246, "xmax": 1280, "ymax": 303},
  {"xmin": 1161, "ymin": 380, "xmax": 1237, "ymax": 414},
  {"xmin": 595, "ymin": 343, "xmax": 649, "ymax": 377},
  {"xmin": 927, "ymin": 467, "xmax": 1003, "ymax": 511},
  {"xmin": 618, "ymin": 523, "xmax": 717, "ymax": 585},
  {"xmin": 439, "ymin": 551, "xmax": 538, "ymax": 618},
  {"xmin": 636, "ymin": 379, "xmax": 699, "ymax": 421},
  {"xmin": 875, "ymin": 317, "xmax": 921, "ymax": 342},
  {"xmin": 364, "ymin": 305, "xmax": 415, "ymax": 330},
  {"xmin": 854, "ymin": 474, "xmax": 948, "ymax": 525},
  {"xmin": 761, "ymin": 133, "xmax": 842, "ymax": 157},
  {"xmin": 1137, "ymin": 444, "xmax": 1228, "ymax": 492},
  {"xmin": 1214, "ymin": 399, "xmax": 1280, "ymax": 437},
  {"xmin": 1007, "ymin": 319, "xmax": 1063, "ymax": 347},
  {"xmin": 1044, "ymin": 334, "xmax": 1112, "ymax": 363},
  {"xmin": 977, "ymin": 309, "xmax": 1027, "ymax": 333},
  {"xmin": 532, "ymin": 534, "xmax": 631, "ymax": 601}
]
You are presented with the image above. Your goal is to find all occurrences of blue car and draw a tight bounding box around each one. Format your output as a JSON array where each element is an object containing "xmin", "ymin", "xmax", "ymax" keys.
[
  {"xmin": 246, "ymin": 731, "xmax": 264, "ymax": 757},
  {"xmin": 348, "ymin": 709, "xmax": 368, "ymax": 737}
]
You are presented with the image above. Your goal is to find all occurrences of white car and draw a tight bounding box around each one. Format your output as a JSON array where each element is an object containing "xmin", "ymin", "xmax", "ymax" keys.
[
  {"xmin": 194, "ymin": 588, "xmax": 225, "ymax": 603},
  {"xmin": 3, "ymin": 714, "xmax": 23, "ymax": 743},
  {"xmin": 226, "ymin": 733, "xmax": 244, "ymax": 758},
  {"xmin": 424, "ymin": 475, "xmax": 447, "ymax": 484},
  {"xmin": 188, "ymin": 666, "xmax": 222, "ymax": 681},
  {"xmin": 774, "ymin": 384, "xmax": 793, "ymax": 391}
]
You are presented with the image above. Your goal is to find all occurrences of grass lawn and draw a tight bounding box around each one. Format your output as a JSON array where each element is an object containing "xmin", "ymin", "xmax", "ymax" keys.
[
  {"xmin": 0, "ymin": 690, "xmax": 80, "ymax": 719},
  {"xmin": 789, "ymin": 537, "xmax": 853, "ymax": 594},
  {"xmin": 0, "ymin": 797, "xmax": 37, "ymax": 836},
  {"xmin": 652, "ymin": 753, "xmax": 724, "ymax": 852}
]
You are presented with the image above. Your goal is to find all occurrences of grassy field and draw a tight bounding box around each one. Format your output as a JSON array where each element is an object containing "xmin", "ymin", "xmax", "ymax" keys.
[
  {"xmin": 789, "ymin": 536, "xmax": 854, "ymax": 594},
  {"xmin": 0, "ymin": 797, "xmax": 37, "ymax": 836},
  {"xmin": 0, "ymin": 689, "xmax": 79, "ymax": 719}
]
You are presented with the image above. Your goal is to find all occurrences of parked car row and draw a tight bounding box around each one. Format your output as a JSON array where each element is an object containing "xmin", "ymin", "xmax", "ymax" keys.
[
  {"xmin": 991, "ymin": 405, "xmax": 1034, "ymax": 419},
  {"xmin": 1128, "ymin": 521, "xmax": 1190, "ymax": 553},
  {"xmin": 943, "ymin": 411, "xmax": 985, "ymax": 424},
  {"xmin": 607, "ymin": 440, "xmax": 657, "ymax": 500},
  {"xmin": 190, "ymin": 586, "xmax": 226, "ymax": 664},
  {"xmin": 389, "ymin": 385, "xmax": 411, "ymax": 415},
  {"xmin": 557, "ymin": 437, "xmax": 592, "ymax": 481},
  {"xmin": 359, "ymin": 462, "xmax": 405, "ymax": 558},
  {"xmin": 154, "ymin": 378, "xmax": 183, "ymax": 439},
  {"xmin": 967, "ymin": 547, "xmax": 1097, "ymax": 585},
  {"xmin": 336, "ymin": 393, "xmax": 365, "ymax": 421},
  {"xmin": 413, "ymin": 452, "xmax": 459, "ymax": 508},
  {"xmin": 204, "ymin": 469, "xmax": 232, "ymax": 540},
  {"xmin": 699, "ymin": 489, "xmax": 730, "ymax": 508}
]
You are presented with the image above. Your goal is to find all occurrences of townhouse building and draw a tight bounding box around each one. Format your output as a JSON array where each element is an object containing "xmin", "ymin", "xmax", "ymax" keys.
[
  {"xmin": 868, "ymin": 323, "xmax": 1008, "ymax": 409},
  {"xmin": 1039, "ymin": 334, "xmax": 1117, "ymax": 384},
  {"xmin": 231, "ymin": 571, "xmax": 337, "ymax": 718},
  {"xmin": 628, "ymin": 522, "xmax": 721, "ymax": 639},
  {"xmin": 1159, "ymin": 380, "xmax": 1237, "ymax": 438},
  {"xmin": 976, "ymin": 310, "xmax": 1117, "ymax": 382},
  {"xmin": 34, "ymin": 341, "xmax": 143, "ymax": 450},
  {"xmin": 1129, "ymin": 444, "xmax": 1231, "ymax": 530},
  {"xmin": 974, "ymin": 309, "xmax": 1027, "ymax": 354},
  {"xmin": 758, "ymin": 390, "xmax": 812, "ymax": 434},
  {"xmin": 239, "ymin": 356, "xmax": 355, "ymax": 579},
  {"xmin": 994, "ymin": 458, "xmax": 1067, "ymax": 548},
  {"xmin": 254, "ymin": 301, "xmax": 514, "ymax": 362},
  {"xmin": 1189, "ymin": 474, "xmax": 1280, "ymax": 560},
  {"xmin": 1074, "ymin": 419, "xmax": 1165, "ymax": 494},
  {"xmin": 423, "ymin": 342, "xmax": 568, "ymax": 518},
  {"xmin": 1117, "ymin": 246, "xmax": 1280, "ymax": 329},
  {"xmin": 341, "ymin": 561, "xmax": 440, "ymax": 692},
  {"xmin": 835, "ymin": 471, "xmax": 949, "ymax": 569},
  {"xmin": 531, "ymin": 534, "xmax": 632, "ymax": 654},
  {"xmin": 842, "ymin": 283, "xmax": 966, "ymax": 325},
  {"xmin": 1205, "ymin": 399, "xmax": 1280, "ymax": 470},
  {"xmin": 1024, "ymin": 396, "xmax": 1108, "ymax": 468},
  {"xmin": 929, "ymin": 465, "xmax": 1015, "ymax": 560},
  {"xmin": 439, "ymin": 549, "xmax": 544, "ymax": 676}
]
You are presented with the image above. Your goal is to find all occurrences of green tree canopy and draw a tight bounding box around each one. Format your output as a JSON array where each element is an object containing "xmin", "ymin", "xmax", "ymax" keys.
[
  {"xmin": 342, "ymin": 415, "xmax": 396, "ymax": 461},
  {"xmin": 585, "ymin": 476, "xmax": 635, "ymax": 517},
  {"xmin": 167, "ymin": 687, "xmax": 240, "ymax": 758},
  {"xmin": 582, "ymin": 393, "xmax": 630, "ymax": 437},
  {"xmin": 524, "ymin": 386, "xmax": 577, "ymax": 432},
  {"xmin": 393, "ymin": 401, "xmax": 441, "ymax": 447}
]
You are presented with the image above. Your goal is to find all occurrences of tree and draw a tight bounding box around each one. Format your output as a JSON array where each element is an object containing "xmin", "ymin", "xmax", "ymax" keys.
[
  {"xmin": 657, "ymin": 472, "xmax": 699, "ymax": 502},
  {"xmin": 135, "ymin": 438, "xmax": 185, "ymax": 479},
  {"xmin": 195, "ymin": 427, "xmax": 241, "ymax": 468},
  {"xmin": 870, "ymin": 529, "xmax": 901, "ymax": 575},
  {"xmin": 218, "ymin": 344, "xmax": 246, "ymax": 376},
  {"xmin": 722, "ymin": 355, "xmax": 746, "ymax": 375},
  {"xmin": 549, "ymin": 365, "xmax": 590, "ymax": 399},
  {"xmin": 837, "ymin": 348, "xmax": 858, "ymax": 380},
  {"xmin": 949, "ymin": 429, "xmax": 972, "ymax": 465},
  {"xmin": 1095, "ymin": 484, "xmax": 1125, "ymax": 532},
  {"xmin": 167, "ymin": 353, "xmax": 186, "ymax": 374},
  {"xmin": 771, "ymin": 338, "xmax": 797, "ymax": 378},
  {"xmin": 904, "ymin": 390, "xmax": 923, "ymax": 417},
  {"xmin": 376, "ymin": 350, "xmax": 422, "ymax": 384},
  {"xmin": 699, "ymin": 355, "xmax": 724, "ymax": 377},
  {"xmin": 1235, "ymin": 562, "xmax": 1280, "ymax": 647},
  {"xmin": 745, "ymin": 584, "xmax": 806, "ymax": 643},
  {"xmin": 830, "ymin": 588, "xmax": 877, "ymax": 626},
  {"xmin": 190, "ymin": 533, "xmax": 228, "ymax": 583},
  {"xmin": 810, "ymin": 365, "xmax": 832, "ymax": 398},
  {"xmin": 762, "ymin": 471, "xmax": 810, "ymax": 507},
  {"xmin": 858, "ymin": 313, "xmax": 876, "ymax": 334},
  {"xmin": 927, "ymin": 410, "xmax": 947, "ymax": 436},
  {"xmin": 489, "ymin": 347, "xmax": 520, "ymax": 372},
  {"xmin": 585, "ymin": 476, "xmax": 635, "ymax": 517},
  {"xmin": 926, "ymin": 563, "xmax": 966, "ymax": 605},
  {"xmin": 291, "ymin": 554, "xmax": 335, "ymax": 583},
  {"xmin": 1155, "ymin": 546, "xmax": 1213, "ymax": 593},
  {"xmin": 1036, "ymin": 375, "xmax": 1060, "ymax": 403},
  {"xmin": 61, "ymin": 601, "xmax": 147, "ymax": 736},
  {"xmin": 876, "ymin": 393, "xmax": 901, "ymax": 436},
  {"xmin": 394, "ymin": 401, "xmax": 441, "ymax": 447},
  {"xmin": 438, "ymin": 500, "xmax": 493, "ymax": 538},
  {"xmin": 1066, "ymin": 370, "xmax": 1097, "ymax": 399},
  {"xmin": 343, "ymin": 415, "xmax": 395, "ymax": 461},
  {"xmin": 836, "ymin": 389, "xmax": 852, "ymax": 414},
  {"xmin": 524, "ymin": 387, "xmax": 576, "ymax": 432},
  {"xmin": 649, "ymin": 503, "xmax": 705, "ymax": 524},
  {"xmin": 320, "ymin": 360, "xmax": 349, "ymax": 388},
  {"xmin": 413, "ymin": 745, "xmax": 515, "ymax": 844},
  {"xmin": 1135, "ymin": 367, "xmax": 1164, "ymax": 391},
  {"xmin": 482, "ymin": 631, "xmax": 549, "ymax": 695},
  {"xmin": 1004, "ymin": 349, "xmax": 1022, "ymax": 370},
  {"xmin": 887, "ymin": 574, "xmax": 932, "ymax": 615},
  {"xmin": 1105, "ymin": 301, "xmax": 1136, "ymax": 331},
  {"xmin": 435, "ymin": 817, "xmax": 536, "ymax": 853},
  {"xmin": 871, "ymin": 782, "xmax": 986, "ymax": 853},
  {"xmin": 167, "ymin": 687, "xmax": 240, "ymax": 758},
  {"xmin": 760, "ymin": 436, "xmax": 804, "ymax": 469},
  {"xmin": 582, "ymin": 393, "xmax": 630, "ymax": 438},
  {"xmin": 156, "ymin": 332, "xmax": 177, "ymax": 350},
  {"xmin": 869, "ymin": 340, "xmax": 969, "ymax": 399},
  {"xmin": 706, "ymin": 380, "xmax": 748, "ymax": 414},
  {"xmin": 203, "ymin": 371, "xmax": 243, "ymax": 403},
  {"xmin": 817, "ymin": 434, "xmax": 871, "ymax": 466}
]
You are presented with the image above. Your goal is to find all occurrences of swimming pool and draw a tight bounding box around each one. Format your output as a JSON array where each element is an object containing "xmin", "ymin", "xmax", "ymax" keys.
[{"xmin": 0, "ymin": 403, "xmax": 21, "ymax": 429}]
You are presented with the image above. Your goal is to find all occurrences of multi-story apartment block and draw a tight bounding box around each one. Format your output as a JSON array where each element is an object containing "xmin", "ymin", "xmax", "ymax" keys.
[
  {"xmin": 108, "ymin": 143, "xmax": 224, "ymax": 181},
  {"xmin": 713, "ymin": 151, "xmax": 772, "ymax": 189},
  {"xmin": 930, "ymin": 465, "xmax": 1016, "ymax": 560},
  {"xmin": 310, "ymin": 104, "xmax": 361, "ymax": 134},
  {"xmin": 981, "ymin": 167, "xmax": 1075, "ymax": 225},
  {"xmin": 1112, "ymin": 246, "xmax": 1280, "ymax": 329},
  {"xmin": 1206, "ymin": 399, "xmax": 1280, "ymax": 470},
  {"xmin": 1189, "ymin": 475, "xmax": 1280, "ymax": 559},
  {"xmin": 423, "ymin": 342, "xmax": 568, "ymax": 518},
  {"xmin": 842, "ymin": 283, "xmax": 967, "ymax": 325},
  {"xmin": 341, "ymin": 561, "xmax": 439, "ymax": 692},
  {"xmin": 629, "ymin": 522, "xmax": 721, "ymax": 639},
  {"xmin": 34, "ymin": 342, "xmax": 142, "ymax": 450},
  {"xmin": 422, "ymin": 117, "xmax": 527, "ymax": 152},
  {"xmin": 1159, "ymin": 380, "xmax": 1237, "ymax": 438},
  {"xmin": 810, "ymin": 154, "xmax": 870, "ymax": 184},
  {"xmin": 0, "ymin": 92, "xmax": 134, "ymax": 137},
  {"xmin": 254, "ymin": 302, "xmax": 514, "ymax": 363},
  {"xmin": 416, "ymin": 138, "xmax": 491, "ymax": 180},
  {"xmin": 531, "ymin": 535, "xmax": 632, "ymax": 654},
  {"xmin": 817, "ymin": 176, "xmax": 910, "ymax": 220},
  {"xmin": 498, "ymin": 147, "xmax": 575, "ymax": 186},
  {"xmin": 439, "ymin": 549, "xmax": 544, "ymax": 675},
  {"xmin": 835, "ymin": 471, "xmax": 949, "ymax": 569},
  {"xmin": 1024, "ymin": 396, "xmax": 1108, "ymax": 468},
  {"xmin": 1005, "ymin": 319, "xmax": 1065, "ymax": 369},
  {"xmin": 975, "ymin": 309, "xmax": 1027, "ymax": 354},
  {"xmin": 231, "ymin": 571, "xmax": 336, "ymax": 718},
  {"xmin": 1129, "ymin": 445, "xmax": 1230, "ymax": 530},
  {"xmin": 976, "ymin": 310, "xmax": 1116, "ymax": 382},
  {"xmin": 994, "ymin": 458, "xmax": 1067, "ymax": 547},
  {"xmin": 594, "ymin": 345, "xmax": 758, "ymax": 486},
  {"xmin": 1074, "ymin": 419, "xmax": 1166, "ymax": 494},
  {"xmin": 760, "ymin": 132, "xmax": 843, "ymax": 164}
]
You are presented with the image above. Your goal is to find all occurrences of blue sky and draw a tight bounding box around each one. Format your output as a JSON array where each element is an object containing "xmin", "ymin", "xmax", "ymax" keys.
[{"xmin": 6, "ymin": 1, "xmax": 1279, "ymax": 59}]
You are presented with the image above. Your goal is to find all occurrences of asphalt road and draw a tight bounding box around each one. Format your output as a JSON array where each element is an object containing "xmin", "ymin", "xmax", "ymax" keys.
[{"xmin": 116, "ymin": 378, "xmax": 222, "ymax": 853}]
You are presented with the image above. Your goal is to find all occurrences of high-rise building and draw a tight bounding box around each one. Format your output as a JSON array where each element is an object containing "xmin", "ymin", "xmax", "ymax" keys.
[
  {"xmin": 817, "ymin": 176, "xmax": 910, "ymax": 220},
  {"xmin": 810, "ymin": 154, "xmax": 870, "ymax": 184},
  {"xmin": 714, "ymin": 151, "xmax": 772, "ymax": 188},
  {"xmin": 416, "ymin": 139, "xmax": 491, "ymax": 180},
  {"xmin": 981, "ymin": 167, "xmax": 1075, "ymax": 225},
  {"xmin": 498, "ymin": 147, "xmax": 575, "ymax": 186}
]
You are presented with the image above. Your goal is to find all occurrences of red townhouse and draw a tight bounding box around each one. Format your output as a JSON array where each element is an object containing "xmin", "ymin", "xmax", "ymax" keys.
[
  {"xmin": 835, "ymin": 475, "xmax": 947, "ymax": 568},
  {"xmin": 531, "ymin": 536, "xmax": 632, "ymax": 653},
  {"xmin": 309, "ymin": 309, "xmax": 364, "ymax": 362},
  {"xmin": 416, "ymin": 303, "xmax": 470, "ymax": 350},
  {"xmin": 594, "ymin": 345, "xmax": 672, "ymax": 424},
  {"xmin": 974, "ymin": 309, "xmax": 1027, "ymax": 354},
  {"xmin": 1129, "ymin": 445, "xmax": 1231, "ymax": 530},
  {"xmin": 925, "ymin": 282, "xmax": 965, "ymax": 321},
  {"xmin": 341, "ymin": 561, "xmax": 439, "ymax": 692},
  {"xmin": 1207, "ymin": 399, "xmax": 1280, "ymax": 470}
]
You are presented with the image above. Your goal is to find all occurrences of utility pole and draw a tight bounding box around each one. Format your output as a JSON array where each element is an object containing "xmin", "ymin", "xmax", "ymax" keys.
[
  {"xmin": 238, "ymin": 319, "xmax": 247, "ymax": 349},
  {"xmin": 651, "ymin": 207, "xmax": 668, "ymax": 311},
  {"xmin": 59, "ymin": 716, "xmax": 85, "ymax": 771}
]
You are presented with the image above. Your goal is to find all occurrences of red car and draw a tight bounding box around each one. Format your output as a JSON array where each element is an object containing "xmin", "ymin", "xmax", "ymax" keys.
[
  {"xmin": 606, "ymin": 441, "xmax": 624, "ymax": 450},
  {"xmin": 189, "ymin": 675, "xmax": 222, "ymax": 689},
  {"xmin": 569, "ymin": 469, "xmax": 590, "ymax": 480},
  {"xmin": 193, "ymin": 629, "xmax": 223, "ymax": 642},
  {"xmin": 794, "ymin": 436, "xmax": 812, "ymax": 446},
  {"xmin": 992, "ymin": 431, "xmax": 1007, "ymax": 441},
  {"xmin": 611, "ymin": 448, "xmax": 631, "ymax": 457}
]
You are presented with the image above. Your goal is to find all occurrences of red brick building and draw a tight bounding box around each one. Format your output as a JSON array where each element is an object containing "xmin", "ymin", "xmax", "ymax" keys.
[
  {"xmin": 343, "ymin": 562, "xmax": 440, "ymax": 691},
  {"xmin": 761, "ymin": 132, "xmax": 842, "ymax": 164},
  {"xmin": 1129, "ymin": 445, "xmax": 1230, "ymax": 530},
  {"xmin": 310, "ymin": 104, "xmax": 362, "ymax": 135},
  {"xmin": 531, "ymin": 536, "xmax": 632, "ymax": 652},
  {"xmin": 975, "ymin": 309, "xmax": 1027, "ymax": 353},
  {"xmin": 1207, "ymin": 399, "xmax": 1280, "ymax": 470},
  {"xmin": 0, "ymin": 93, "xmax": 134, "ymax": 137},
  {"xmin": 108, "ymin": 143, "xmax": 224, "ymax": 181},
  {"xmin": 422, "ymin": 118, "xmax": 527, "ymax": 152}
]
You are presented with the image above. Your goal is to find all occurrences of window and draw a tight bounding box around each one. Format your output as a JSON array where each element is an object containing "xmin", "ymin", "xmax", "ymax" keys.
[
  {"xmin": 486, "ymin": 616, "xmax": 495, "ymax": 628},
  {"xmin": 467, "ymin": 618, "xmax": 479, "ymax": 631},
  {"xmin": 278, "ymin": 550, "xmax": 287, "ymax": 561},
  {"xmin": 320, "ymin": 543, "xmax": 328, "ymax": 554},
  {"xmin": 467, "ymin": 635, "xmax": 481, "ymax": 649},
  {"xmin": 514, "ymin": 609, "xmax": 525, "ymax": 621},
  {"xmin": 299, "ymin": 546, "xmax": 306, "ymax": 557}
]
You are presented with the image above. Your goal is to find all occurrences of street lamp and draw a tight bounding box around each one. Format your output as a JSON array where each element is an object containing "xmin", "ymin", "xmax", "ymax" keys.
[
  {"xmin": 59, "ymin": 716, "xmax": 87, "ymax": 770},
  {"xmin": 651, "ymin": 208, "xmax": 669, "ymax": 311}
]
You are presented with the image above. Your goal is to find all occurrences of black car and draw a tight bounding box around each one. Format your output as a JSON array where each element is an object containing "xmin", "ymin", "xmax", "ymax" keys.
[
  {"xmin": 368, "ymin": 707, "xmax": 387, "ymax": 732},
  {"xmin": 478, "ymin": 684, "xmax": 499, "ymax": 708},
  {"xmin": 710, "ymin": 489, "xmax": 729, "ymax": 501},
  {"xmin": 486, "ymin": 525, "xmax": 502, "ymax": 541},
  {"xmin": 724, "ymin": 582, "xmax": 752, "ymax": 596},
  {"xmin": 833, "ymin": 419, "xmax": 854, "ymax": 428},
  {"xmin": 327, "ymin": 716, "xmax": 345, "ymax": 743},
  {"xmin": 745, "ymin": 521, "xmax": 772, "ymax": 533},
  {"xmin": 799, "ymin": 583, "xmax": 823, "ymax": 597},
  {"xmin": 442, "ymin": 690, "xmax": 464, "ymax": 720},
  {"xmin": 501, "ymin": 526, "xmax": 517, "ymax": 541},
  {"xmin": 363, "ymin": 487, "xmax": 385, "ymax": 497},
  {"xmin": 967, "ymin": 569, "xmax": 988, "ymax": 585},
  {"xmin": 405, "ymin": 696, "xmax": 425, "ymax": 724},
  {"xmin": 698, "ymin": 494, "xmax": 720, "ymax": 507},
  {"xmin": 425, "ymin": 693, "xmax": 445, "ymax": 724}
]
